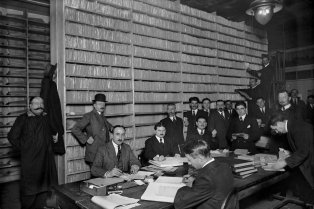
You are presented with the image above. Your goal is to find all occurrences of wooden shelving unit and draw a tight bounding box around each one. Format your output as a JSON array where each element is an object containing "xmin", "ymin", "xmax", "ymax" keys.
[
  {"xmin": 51, "ymin": 0, "xmax": 268, "ymax": 184},
  {"xmin": 0, "ymin": 2, "xmax": 50, "ymax": 183}
]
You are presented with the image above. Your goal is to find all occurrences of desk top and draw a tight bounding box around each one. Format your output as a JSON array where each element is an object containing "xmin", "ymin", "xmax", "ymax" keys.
[{"xmin": 54, "ymin": 156, "xmax": 289, "ymax": 209}]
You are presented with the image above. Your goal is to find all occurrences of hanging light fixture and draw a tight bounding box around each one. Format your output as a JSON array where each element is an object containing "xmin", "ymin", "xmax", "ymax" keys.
[{"xmin": 246, "ymin": 0, "xmax": 283, "ymax": 25}]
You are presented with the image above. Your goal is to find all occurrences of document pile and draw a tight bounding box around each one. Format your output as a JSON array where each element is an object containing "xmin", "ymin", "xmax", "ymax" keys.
[
  {"xmin": 141, "ymin": 176, "xmax": 185, "ymax": 203},
  {"xmin": 91, "ymin": 194, "xmax": 140, "ymax": 209},
  {"xmin": 148, "ymin": 157, "xmax": 189, "ymax": 167}
]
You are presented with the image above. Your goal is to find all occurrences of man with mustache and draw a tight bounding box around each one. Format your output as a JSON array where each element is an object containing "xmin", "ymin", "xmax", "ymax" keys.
[
  {"xmin": 8, "ymin": 97, "xmax": 58, "ymax": 209},
  {"xmin": 72, "ymin": 93, "xmax": 113, "ymax": 164},
  {"xmin": 91, "ymin": 125, "xmax": 141, "ymax": 177},
  {"xmin": 209, "ymin": 100, "xmax": 230, "ymax": 149}
]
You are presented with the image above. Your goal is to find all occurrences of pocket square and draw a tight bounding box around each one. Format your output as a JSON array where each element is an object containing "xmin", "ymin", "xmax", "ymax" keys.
[{"xmin": 247, "ymin": 125, "xmax": 251, "ymax": 128}]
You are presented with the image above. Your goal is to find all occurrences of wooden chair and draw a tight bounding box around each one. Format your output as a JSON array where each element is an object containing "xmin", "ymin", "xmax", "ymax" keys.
[
  {"xmin": 221, "ymin": 189, "xmax": 239, "ymax": 209},
  {"xmin": 272, "ymin": 194, "xmax": 314, "ymax": 209}
]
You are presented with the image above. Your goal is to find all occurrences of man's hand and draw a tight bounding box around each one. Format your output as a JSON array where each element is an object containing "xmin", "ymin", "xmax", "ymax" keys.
[
  {"xmin": 242, "ymin": 133, "xmax": 249, "ymax": 140},
  {"xmin": 174, "ymin": 154, "xmax": 181, "ymax": 158},
  {"xmin": 182, "ymin": 174, "xmax": 195, "ymax": 187},
  {"xmin": 87, "ymin": 136, "xmax": 94, "ymax": 144},
  {"xmin": 52, "ymin": 133, "xmax": 58, "ymax": 143},
  {"xmin": 270, "ymin": 160, "xmax": 287, "ymax": 171},
  {"xmin": 130, "ymin": 165, "xmax": 139, "ymax": 174},
  {"xmin": 211, "ymin": 129, "xmax": 217, "ymax": 137},
  {"xmin": 106, "ymin": 167, "xmax": 122, "ymax": 177}
]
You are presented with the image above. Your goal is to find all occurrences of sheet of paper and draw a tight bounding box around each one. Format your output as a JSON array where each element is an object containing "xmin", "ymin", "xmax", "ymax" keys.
[
  {"xmin": 136, "ymin": 171, "xmax": 155, "ymax": 176},
  {"xmin": 149, "ymin": 157, "xmax": 189, "ymax": 167},
  {"xmin": 84, "ymin": 178, "xmax": 125, "ymax": 187},
  {"xmin": 155, "ymin": 176, "xmax": 183, "ymax": 184},
  {"xmin": 91, "ymin": 194, "xmax": 139, "ymax": 209},
  {"xmin": 116, "ymin": 203, "xmax": 140, "ymax": 209},
  {"xmin": 141, "ymin": 182, "xmax": 185, "ymax": 203}
]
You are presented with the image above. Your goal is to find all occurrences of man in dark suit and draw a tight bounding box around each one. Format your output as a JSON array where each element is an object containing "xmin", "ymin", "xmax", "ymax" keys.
[
  {"xmin": 72, "ymin": 93, "xmax": 113, "ymax": 164},
  {"xmin": 144, "ymin": 122, "xmax": 180, "ymax": 161},
  {"xmin": 269, "ymin": 112, "xmax": 314, "ymax": 204},
  {"xmin": 91, "ymin": 125, "xmax": 141, "ymax": 177},
  {"xmin": 160, "ymin": 103, "xmax": 184, "ymax": 147},
  {"xmin": 253, "ymin": 97, "xmax": 273, "ymax": 135},
  {"xmin": 224, "ymin": 100, "xmax": 238, "ymax": 120},
  {"xmin": 186, "ymin": 116, "xmax": 218, "ymax": 150},
  {"xmin": 278, "ymin": 90, "xmax": 302, "ymax": 120},
  {"xmin": 247, "ymin": 54, "xmax": 275, "ymax": 108},
  {"xmin": 202, "ymin": 98, "xmax": 212, "ymax": 123},
  {"xmin": 184, "ymin": 97, "xmax": 206, "ymax": 135},
  {"xmin": 306, "ymin": 95, "xmax": 314, "ymax": 125},
  {"xmin": 227, "ymin": 101, "xmax": 260, "ymax": 154},
  {"xmin": 209, "ymin": 100, "xmax": 230, "ymax": 149},
  {"xmin": 290, "ymin": 88, "xmax": 306, "ymax": 120},
  {"xmin": 174, "ymin": 140, "xmax": 233, "ymax": 209}
]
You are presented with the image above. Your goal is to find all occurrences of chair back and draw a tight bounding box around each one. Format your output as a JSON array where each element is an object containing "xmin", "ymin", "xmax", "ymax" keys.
[{"xmin": 221, "ymin": 189, "xmax": 239, "ymax": 209}]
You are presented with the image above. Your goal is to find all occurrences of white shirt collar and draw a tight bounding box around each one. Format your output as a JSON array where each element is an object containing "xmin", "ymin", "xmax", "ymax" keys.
[
  {"xmin": 239, "ymin": 114, "xmax": 246, "ymax": 120},
  {"xmin": 112, "ymin": 141, "xmax": 119, "ymax": 154},
  {"xmin": 155, "ymin": 135, "xmax": 163, "ymax": 143},
  {"xmin": 264, "ymin": 63, "xmax": 269, "ymax": 68},
  {"xmin": 283, "ymin": 104, "xmax": 291, "ymax": 110},
  {"xmin": 192, "ymin": 109, "xmax": 198, "ymax": 114},
  {"xmin": 197, "ymin": 128, "xmax": 205, "ymax": 135},
  {"xmin": 202, "ymin": 158, "xmax": 215, "ymax": 168},
  {"xmin": 170, "ymin": 116, "xmax": 176, "ymax": 121}
]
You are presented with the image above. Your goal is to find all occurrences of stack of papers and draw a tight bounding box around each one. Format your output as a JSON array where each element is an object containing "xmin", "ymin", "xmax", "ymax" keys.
[
  {"xmin": 149, "ymin": 157, "xmax": 189, "ymax": 167},
  {"xmin": 141, "ymin": 176, "xmax": 185, "ymax": 203},
  {"xmin": 91, "ymin": 194, "xmax": 140, "ymax": 209}
]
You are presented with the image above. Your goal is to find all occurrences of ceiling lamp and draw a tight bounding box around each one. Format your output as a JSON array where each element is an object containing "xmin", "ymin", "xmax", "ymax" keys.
[{"xmin": 246, "ymin": 0, "xmax": 283, "ymax": 25}]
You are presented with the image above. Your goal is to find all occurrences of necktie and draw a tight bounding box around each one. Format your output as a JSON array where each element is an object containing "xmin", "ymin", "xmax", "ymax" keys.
[
  {"xmin": 201, "ymin": 130, "xmax": 204, "ymax": 135},
  {"xmin": 160, "ymin": 138, "xmax": 164, "ymax": 144},
  {"xmin": 192, "ymin": 110, "xmax": 196, "ymax": 116},
  {"xmin": 294, "ymin": 99, "xmax": 297, "ymax": 105},
  {"xmin": 220, "ymin": 111, "xmax": 224, "ymax": 118},
  {"xmin": 239, "ymin": 117, "xmax": 243, "ymax": 122},
  {"xmin": 281, "ymin": 107, "xmax": 285, "ymax": 111},
  {"xmin": 261, "ymin": 108, "xmax": 265, "ymax": 114},
  {"xmin": 117, "ymin": 145, "xmax": 121, "ymax": 161}
]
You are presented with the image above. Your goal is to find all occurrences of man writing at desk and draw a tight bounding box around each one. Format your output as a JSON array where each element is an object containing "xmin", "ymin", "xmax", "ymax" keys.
[
  {"xmin": 91, "ymin": 125, "xmax": 141, "ymax": 177},
  {"xmin": 174, "ymin": 140, "xmax": 233, "ymax": 209},
  {"xmin": 269, "ymin": 112, "xmax": 314, "ymax": 204}
]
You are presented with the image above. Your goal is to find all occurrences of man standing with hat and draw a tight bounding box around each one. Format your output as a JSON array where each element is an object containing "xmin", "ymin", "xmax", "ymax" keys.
[{"xmin": 72, "ymin": 93, "xmax": 113, "ymax": 164}]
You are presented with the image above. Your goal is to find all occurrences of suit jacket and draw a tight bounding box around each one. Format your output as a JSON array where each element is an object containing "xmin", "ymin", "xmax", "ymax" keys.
[
  {"xmin": 174, "ymin": 160, "xmax": 234, "ymax": 209},
  {"xmin": 71, "ymin": 109, "xmax": 113, "ymax": 163},
  {"xmin": 305, "ymin": 104, "xmax": 314, "ymax": 125},
  {"xmin": 225, "ymin": 108, "xmax": 238, "ymax": 120},
  {"xmin": 252, "ymin": 106, "xmax": 273, "ymax": 136},
  {"xmin": 144, "ymin": 136, "xmax": 179, "ymax": 160},
  {"xmin": 203, "ymin": 109, "xmax": 212, "ymax": 124},
  {"xmin": 184, "ymin": 110, "xmax": 207, "ymax": 135},
  {"xmin": 227, "ymin": 115, "xmax": 260, "ymax": 153},
  {"xmin": 247, "ymin": 64, "xmax": 275, "ymax": 107},
  {"xmin": 285, "ymin": 120, "xmax": 314, "ymax": 188},
  {"xmin": 91, "ymin": 142, "xmax": 141, "ymax": 177},
  {"xmin": 208, "ymin": 110, "xmax": 230, "ymax": 149},
  {"xmin": 279, "ymin": 104, "xmax": 303, "ymax": 121},
  {"xmin": 160, "ymin": 116, "xmax": 184, "ymax": 146},
  {"xmin": 291, "ymin": 98, "xmax": 306, "ymax": 120},
  {"xmin": 186, "ymin": 129, "xmax": 218, "ymax": 150},
  {"xmin": 40, "ymin": 67, "xmax": 65, "ymax": 155}
]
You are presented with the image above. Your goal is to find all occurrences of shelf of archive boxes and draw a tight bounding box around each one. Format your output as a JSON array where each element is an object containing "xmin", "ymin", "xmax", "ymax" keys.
[
  {"xmin": 64, "ymin": 18, "xmax": 131, "ymax": 34},
  {"xmin": 131, "ymin": 40, "xmax": 180, "ymax": 53},
  {"xmin": 64, "ymin": 43, "xmax": 132, "ymax": 57},
  {"xmin": 63, "ymin": 4, "xmax": 132, "ymax": 22},
  {"xmin": 135, "ymin": 0, "xmax": 178, "ymax": 13},
  {"xmin": 132, "ymin": 23, "xmax": 180, "ymax": 43},
  {"xmin": 132, "ymin": 7, "xmax": 179, "ymax": 25}
]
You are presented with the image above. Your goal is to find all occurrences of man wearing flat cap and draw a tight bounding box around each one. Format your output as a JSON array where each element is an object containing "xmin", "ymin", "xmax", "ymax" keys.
[{"xmin": 72, "ymin": 93, "xmax": 113, "ymax": 164}]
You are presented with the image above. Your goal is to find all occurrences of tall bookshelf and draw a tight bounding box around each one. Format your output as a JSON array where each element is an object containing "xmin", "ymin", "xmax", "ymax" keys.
[
  {"xmin": 51, "ymin": 0, "xmax": 268, "ymax": 183},
  {"xmin": 0, "ymin": 2, "xmax": 50, "ymax": 183}
]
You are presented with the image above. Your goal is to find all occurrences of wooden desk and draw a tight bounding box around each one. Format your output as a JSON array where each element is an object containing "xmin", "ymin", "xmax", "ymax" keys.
[{"xmin": 54, "ymin": 157, "xmax": 290, "ymax": 209}]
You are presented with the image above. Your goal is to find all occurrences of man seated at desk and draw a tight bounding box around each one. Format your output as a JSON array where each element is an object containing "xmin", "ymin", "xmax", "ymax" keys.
[
  {"xmin": 144, "ymin": 122, "xmax": 180, "ymax": 161},
  {"xmin": 174, "ymin": 140, "xmax": 233, "ymax": 209},
  {"xmin": 186, "ymin": 115, "xmax": 219, "ymax": 150},
  {"xmin": 91, "ymin": 125, "xmax": 141, "ymax": 177}
]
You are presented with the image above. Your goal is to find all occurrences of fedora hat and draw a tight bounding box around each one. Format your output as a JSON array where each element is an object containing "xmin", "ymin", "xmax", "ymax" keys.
[{"xmin": 93, "ymin": 93, "xmax": 107, "ymax": 103}]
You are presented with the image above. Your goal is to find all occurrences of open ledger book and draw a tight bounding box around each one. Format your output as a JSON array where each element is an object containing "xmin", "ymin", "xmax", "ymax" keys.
[
  {"xmin": 91, "ymin": 194, "xmax": 139, "ymax": 209},
  {"xmin": 141, "ymin": 176, "xmax": 185, "ymax": 203},
  {"xmin": 149, "ymin": 157, "xmax": 189, "ymax": 167}
]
